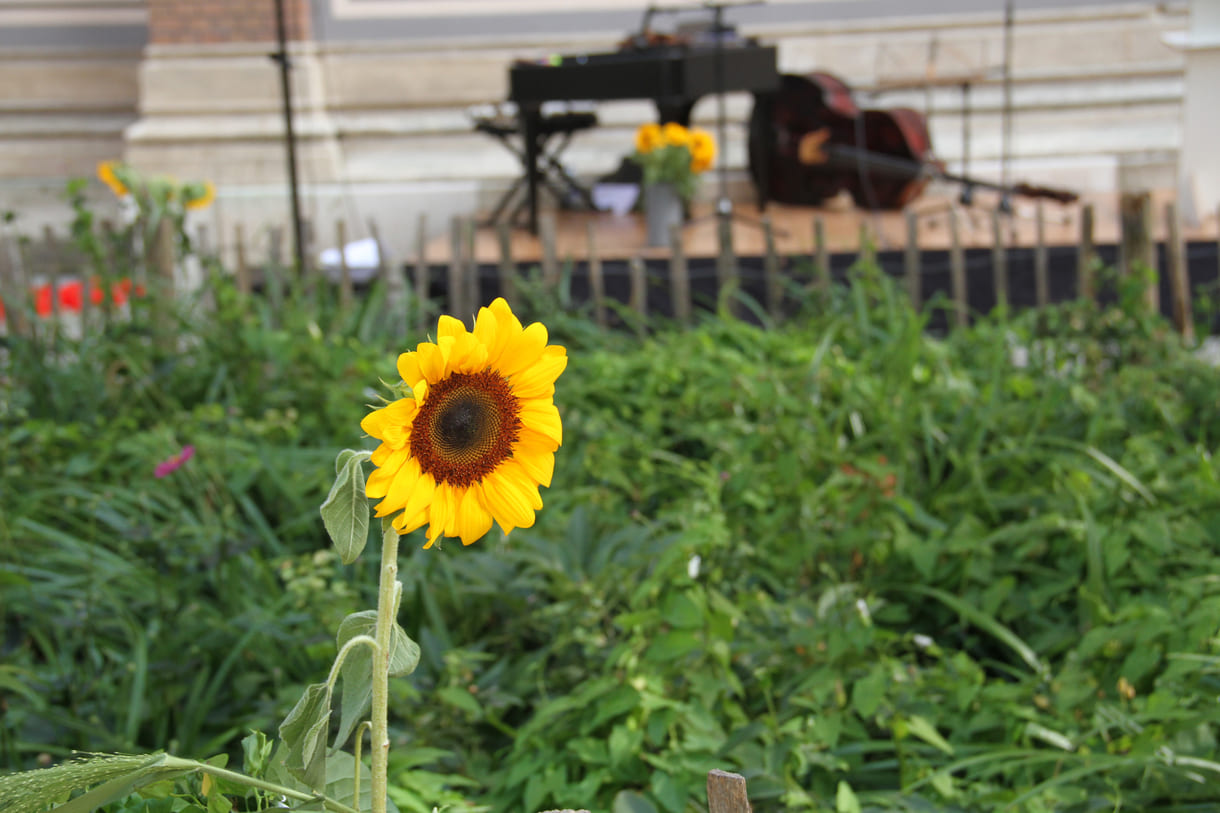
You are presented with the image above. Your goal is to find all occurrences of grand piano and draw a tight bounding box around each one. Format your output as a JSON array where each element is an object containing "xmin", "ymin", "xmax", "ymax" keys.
[{"xmin": 508, "ymin": 35, "xmax": 780, "ymax": 233}]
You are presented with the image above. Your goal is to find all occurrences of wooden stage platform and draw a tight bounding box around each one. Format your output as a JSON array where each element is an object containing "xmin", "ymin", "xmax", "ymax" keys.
[{"xmin": 424, "ymin": 187, "xmax": 1217, "ymax": 266}]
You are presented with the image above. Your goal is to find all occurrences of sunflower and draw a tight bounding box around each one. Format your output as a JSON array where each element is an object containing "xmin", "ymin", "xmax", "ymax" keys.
[
  {"xmin": 362, "ymin": 298, "xmax": 566, "ymax": 548},
  {"xmin": 661, "ymin": 121, "xmax": 691, "ymax": 148},
  {"xmin": 184, "ymin": 180, "xmax": 216, "ymax": 211},
  {"xmin": 634, "ymin": 122, "xmax": 664, "ymax": 154},
  {"xmin": 97, "ymin": 160, "xmax": 129, "ymax": 197},
  {"xmin": 688, "ymin": 128, "xmax": 716, "ymax": 173}
]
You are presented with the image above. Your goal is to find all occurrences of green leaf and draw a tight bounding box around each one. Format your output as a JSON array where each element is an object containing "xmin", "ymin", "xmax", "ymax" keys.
[
  {"xmin": 278, "ymin": 682, "xmax": 331, "ymax": 790},
  {"xmin": 904, "ymin": 714, "xmax": 954, "ymax": 755},
  {"xmin": 835, "ymin": 780, "xmax": 862, "ymax": 813},
  {"xmin": 0, "ymin": 753, "xmax": 184, "ymax": 813},
  {"xmin": 613, "ymin": 790, "xmax": 659, "ymax": 813},
  {"xmin": 851, "ymin": 667, "xmax": 887, "ymax": 719},
  {"xmin": 899, "ymin": 584, "xmax": 1046, "ymax": 677},
  {"xmin": 332, "ymin": 611, "xmax": 421, "ymax": 752},
  {"xmin": 437, "ymin": 685, "xmax": 483, "ymax": 719},
  {"xmin": 320, "ymin": 449, "xmax": 372, "ymax": 564}
]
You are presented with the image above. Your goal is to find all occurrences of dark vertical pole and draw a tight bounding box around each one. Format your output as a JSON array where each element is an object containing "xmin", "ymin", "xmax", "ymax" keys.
[
  {"xmin": 273, "ymin": 0, "xmax": 306, "ymax": 276},
  {"xmin": 999, "ymin": 0, "xmax": 1014, "ymax": 214}
]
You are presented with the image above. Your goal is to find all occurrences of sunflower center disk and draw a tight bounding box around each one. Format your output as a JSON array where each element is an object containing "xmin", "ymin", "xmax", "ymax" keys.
[{"xmin": 412, "ymin": 371, "xmax": 521, "ymax": 487}]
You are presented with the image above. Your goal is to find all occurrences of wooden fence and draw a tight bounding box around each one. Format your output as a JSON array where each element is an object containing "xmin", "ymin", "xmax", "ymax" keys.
[{"xmin": 0, "ymin": 191, "xmax": 1206, "ymax": 343}]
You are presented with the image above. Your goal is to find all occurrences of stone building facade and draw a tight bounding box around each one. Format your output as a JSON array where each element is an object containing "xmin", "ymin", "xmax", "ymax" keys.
[{"xmin": 0, "ymin": 1, "xmax": 1193, "ymax": 258}]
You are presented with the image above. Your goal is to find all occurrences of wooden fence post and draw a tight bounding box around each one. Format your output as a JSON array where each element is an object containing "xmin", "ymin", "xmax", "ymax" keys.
[
  {"xmin": 1165, "ymin": 201, "xmax": 1195, "ymax": 343},
  {"xmin": 991, "ymin": 209, "xmax": 1008, "ymax": 311},
  {"xmin": 336, "ymin": 218, "xmax": 353, "ymax": 313},
  {"xmin": 716, "ymin": 213, "xmax": 737, "ymax": 313},
  {"xmin": 1034, "ymin": 201, "xmax": 1049, "ymax": 308},
  {"xmin": 1077, "ymin": 203, "xmax": 1095, "ymax": 301},
  {"xmin": 368, "ymin": 218, "xmax": 405, "ymax": 336},
  {"xmin": 707, "ymin": 770, "xmax": 751, "ymax": 813},
  {"xmin": 42, "ymin": 226, "xmax": 62, "ymax": 345},
  {"xmin": 448, "ymin": 215, "xmax": 466, "ymax": 319},
  {"xmin": 762, "ymin": 215, "xmax": 782, "ymax": 320},
  {"xmin": 0, "ymin": 230, "xmax": 30, "ymax": 339},
  {"xmin": 587, "ymin": 222, "xmax": 606, "ymax": 328},
  {"xmin": 628, "ymin": 256, "xmax": 647, "ymax": 319},
  {"xmin": 903, "ymin": 208, "xmax": 921, "ymax": 310},
  {"xmin": 540, "ymin": 212, "xmax": 559, "ymax": 288},
  {"xmin": 234, "ymin": 223, "xmax": 251, "ymax": 295},
  {"xmin": 152, "ymin": 217, "xmax": 176, "ymax": 336},
  {"xmin": 948, "ymin": 209, "xmax": 967, "ymax": 328},
  {"xmin": 668, "ymin": 221, "xmax": 691, "ymax": 326},
  {"xmin": 414, "ymin": 213, "xmax": 430, "ymax": 334},
  {"xmin": 267, "ymin": 225, "xmax": 286, "ymax": 314},
  {"xmin": 498, "ymin": 222, "xmax": 518, "ymax": 305},
  {"xmin": 856, "ymin": 220, "xmax": 875, "ymax": 268},
  {"xmin": 1119, "ymin": 191, "xmax": 1157, "ymax": 314},
  {"xmin": 463, "ymin": 217, "xmax": 478, "ymax": 314},
  {"xmin": 813, "ymin": 215, "xmax": 830, "ymax": 293}
]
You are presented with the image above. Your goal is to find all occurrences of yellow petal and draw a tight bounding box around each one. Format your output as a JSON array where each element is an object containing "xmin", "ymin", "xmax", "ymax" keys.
[
  {"xmin": 519, "ymin": 398, "xmax": 562, "ymax": 446},
  {"xmin": 416, "ymin": 339, "xmax": 450, "ymax": 384},
  {"xmin": 456, "ymin": 486, "xmax": 494, "ymax": 546},
  {"xmin": 448, "ymin": 331, "xmax": 490, "ymax": 374},
  {"xmin": 519, "ymin": 424, "xmax": 560, "ymax": 454},
  {"xmin": 400, "ymin": 470, "xmax": 437, "ymax": 522},
  {"xmin": 480, "ymin": 298, "xmax": 524, "ymax": 365},
  {"xmin": 481, "ymin": 460, "xmax": 540, "ymax": 533},
  {"xmin": 512, "ymin": 439, "xmax": 555, "ymax": 488},
  {"xmin": 510, "ymin": 345, "xmax": 567, "ymax": 400},
  {"xmin": 426, "ymin": 482, "xmax": 458, "ymax": 545},
  {"xmin": 362, "ymin": 398, "xmax": 417, "ymax": 447},
  {"xmin": 376, "ymin": 457, "xmax": 423, "ymax": 516},
  {"xmin": 370, "ymin": 441, "xmax": 393, "ymax": 467},
  {"xmin": 495, "ymin": 322, "xmax": 548, "ymax": 377},
  {"xmin": 437, "ymin": 314, "xmax": 468, "ymax": 339},
  {"xmin": 393, "ymin": 506, "xmax": 429, "ymax": 537},
  {"xmin": 367, "ymin": 447, "xmax": 409, "ymax": 498},
  {"xmin": 397, "ymin": 352, "xmax": 422, "ymax": 386}
]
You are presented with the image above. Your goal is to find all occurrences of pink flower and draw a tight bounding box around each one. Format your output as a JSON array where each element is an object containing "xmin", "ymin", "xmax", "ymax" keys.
[{"xmin": 154, "ymin": 445, "xmax": 195, "ymax": 478}]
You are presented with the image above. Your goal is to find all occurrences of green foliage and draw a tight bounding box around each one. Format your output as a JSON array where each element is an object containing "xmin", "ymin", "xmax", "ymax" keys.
[{"xmin": 5, "ymin": 226, "xmax": 1220, "ymax": 812}]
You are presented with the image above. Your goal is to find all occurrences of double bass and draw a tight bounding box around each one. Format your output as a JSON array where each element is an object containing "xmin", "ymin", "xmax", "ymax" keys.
[{"xmin": 749, "ymin": 71, "xmax": 1077, "ymax": 209}]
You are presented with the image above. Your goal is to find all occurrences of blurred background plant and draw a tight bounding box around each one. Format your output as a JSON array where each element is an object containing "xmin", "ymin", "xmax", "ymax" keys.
[{"xmin": 3, "ymin": 186, "xmax": 1220, "ymax": 812}]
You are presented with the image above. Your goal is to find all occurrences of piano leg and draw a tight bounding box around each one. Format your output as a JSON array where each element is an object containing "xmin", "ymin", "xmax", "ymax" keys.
[{"xmin": 521, "ymin": 105, "xmax": 542, "ymax": 234}]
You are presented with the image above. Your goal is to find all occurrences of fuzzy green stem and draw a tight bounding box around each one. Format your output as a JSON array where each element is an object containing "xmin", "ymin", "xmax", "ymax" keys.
[
  {"xmin": 370, "ymin": 527, "xmax": 400, "ymax": 813},
  {"xmin": 161, "ymin": 756, "xmax": 361, "ymax": 813}
]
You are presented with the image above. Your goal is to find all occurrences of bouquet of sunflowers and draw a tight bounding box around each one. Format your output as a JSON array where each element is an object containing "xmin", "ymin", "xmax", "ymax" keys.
[{"xmin": 629, "ymin": 121, "xmax": 716, "ymax": 202}]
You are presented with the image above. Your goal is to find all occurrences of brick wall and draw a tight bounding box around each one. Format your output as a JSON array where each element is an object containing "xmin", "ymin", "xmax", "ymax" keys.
[{"xmin": 148, "ymin": 0, "xmax": 311, "ymax": 45}]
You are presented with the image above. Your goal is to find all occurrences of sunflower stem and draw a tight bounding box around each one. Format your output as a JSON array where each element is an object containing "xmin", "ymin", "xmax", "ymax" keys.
[{"xmin": 370, "ymin": 526, "xmax": 400, "ymax": 813}]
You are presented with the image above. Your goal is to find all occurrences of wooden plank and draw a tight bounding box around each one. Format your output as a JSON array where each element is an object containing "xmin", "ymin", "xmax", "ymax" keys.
[
  {"xmin": 234, "ymin": 222, "xmax": 251, "ymax": 295},
  {"xmin": 1165, "ymin": 201, "xmax": 1195, "ymax": 343},
  {"xmin": 587, "ymin": 222, "xmax": 606, "ymax": 328},
  {"xmin": 948, "ymin": 209, "xmax": 967, "ymax": 328},
  {"xmin": 337, "ymin": 218, "xmax": 353, "ymax": 312},
  {"xmin": 414, "ymin": 214, "xmax": 430, "ymax": 334},
  {"xmin": 991, "ymin": 209, "xmax": 1008, "ymax": 311},
  {"xmin": 498, "ymin": 221, "xmax": 518, "ymax": 306},
  {"xmin": 448, "ymin": 215, "xmax": 465, "ymax": 319},
  {"xmin": 1077, "ymin": 203, "xmax": 1095, "ymax": 301},
  {"xmin": 628, "ymin": 255, "xmax": 647, "ymax": 318},
  {"xmin": 716, "ymin": 213, "xmax": 737, "ymax": 312},
  {"xmin": 813, "ymin": 215, "xmax": 830, "ymax": 293},
  {"xmin": 540, "ymin": 212, "xmax": 559, "ymax": 287},
  {"xmin": 1034, "ymin": 201, "xmax": 1049, "ymax": 308},
  {"xmin": 152, "ymin": 217, "xmax": 175, "ymax": 337},
  {"xmin": 903, "ymin": 208, "xmax": 921, "ymax": 310},
  {"xmin": 1119, "ymin": 192, "xmax": 1157, "ymax": 314},
  {"xmin": 707, "ymin": 769, "xmax": 751, "ymax": 813},
  {"xmin": 463, "ymin": 217, "xmax": 478, "ymax": 314},
  {"xmin": 762, "ymin": 215, "xmax": 782, "ymax": 320},
  {"xmin": 668, "ymin": 221, "xmax": 691, "ymax": 325}
]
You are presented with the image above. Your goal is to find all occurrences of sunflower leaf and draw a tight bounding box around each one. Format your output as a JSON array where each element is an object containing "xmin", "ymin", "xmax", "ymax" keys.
[
  {"xmin": 332, "ymin": 611, "xmax": 422, "ymax": 752},
  {"xmin": 321, "ymin": 449, "xmax": 372, "ymax": 564},
  {"xmin": 278, "ymin": 682, "xmax": 331, "ymax": 791}
]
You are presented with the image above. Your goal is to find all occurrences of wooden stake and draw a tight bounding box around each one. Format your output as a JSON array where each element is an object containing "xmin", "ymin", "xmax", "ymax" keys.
[
  {"xmin": 716, "ymin": 212, "xmax": 737, "ymax": 313},
  {"xmin": 498, "ymin": 221, "xmax": 518, "ymax": 305},
  {"xmin": 414, "ymin": 214, "xmax": 429, "ymax": 334},
  {"xmin": 707, "ymin": 770, "xmax": 752, "ymax": 813},
  {"xmin": 762, "ymin": 215, "xmax": 782, "ymax": 320},
  {"xmin": 903, "ymin": 208, "xmax": 921, "ymax": 310},
  {"xmin": 448, "ymin": 215, "xmax": 466, "ymax": 319},
  {"xmin": 1034, "ymin": 201, "xmax": 1049, "ymax": 308},
  {"xmin": 1077, "ymin": 203, "xmax": 1095, "ymax": 301},
  {"xmin": 857, "ymin": 220, "xmax": 875, "ymax": 267},
  {"xmin": 668, "ymin": 221, "xmax": 691, "ymax": 325},
  {"xmin": 1165, "ymin": 201, "xmax": 1195, "ymax": 342},
  {"xmin": 587, "ymin": 222, "xmax": 606, "ymax": 329},
  {"xmin": 628, "ymin": 256, "xmax": 647, "ymax": 318},
  {"xmin": 540, "ymin": 212, "xmax": 559, "ymax": 287},
  {"xmin": 991, "ymin": 209, "xmax": 1008, "ymax": 311},
  {"xmin": 948, "ymin": 209, "xmax": 967, "ymax": 328},
  {"xmin": 234, "ymin": 223, "xmax": 251, "ymax": 295},
  {"xmin": 0, "ymin": 231, "xmax": 29, "ymax": 339},
  {"xmin": 368, "ymin": 218, "xmax": 404, "ymax": 335},
  {"xmin": 813, "ymin": 215, "xmax": 830, "ymax": 293},
  {"xmin": 152, "ymin": 217, "xmax": 176, "ymax": 336},
  {"xmin": 43, "ymin": 226, "xmax": 61, "ymax": 340},
  {"xmin": 337, "ymin": 218, "xmax": 353, "ymax": 312},
  {"xmin": 1120, "ymin": 192, "xmax": 1157, "ymax": 314},
  {"xmin": 463, "ymin": 217, "xmax": 478, "ymax": 315}
]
